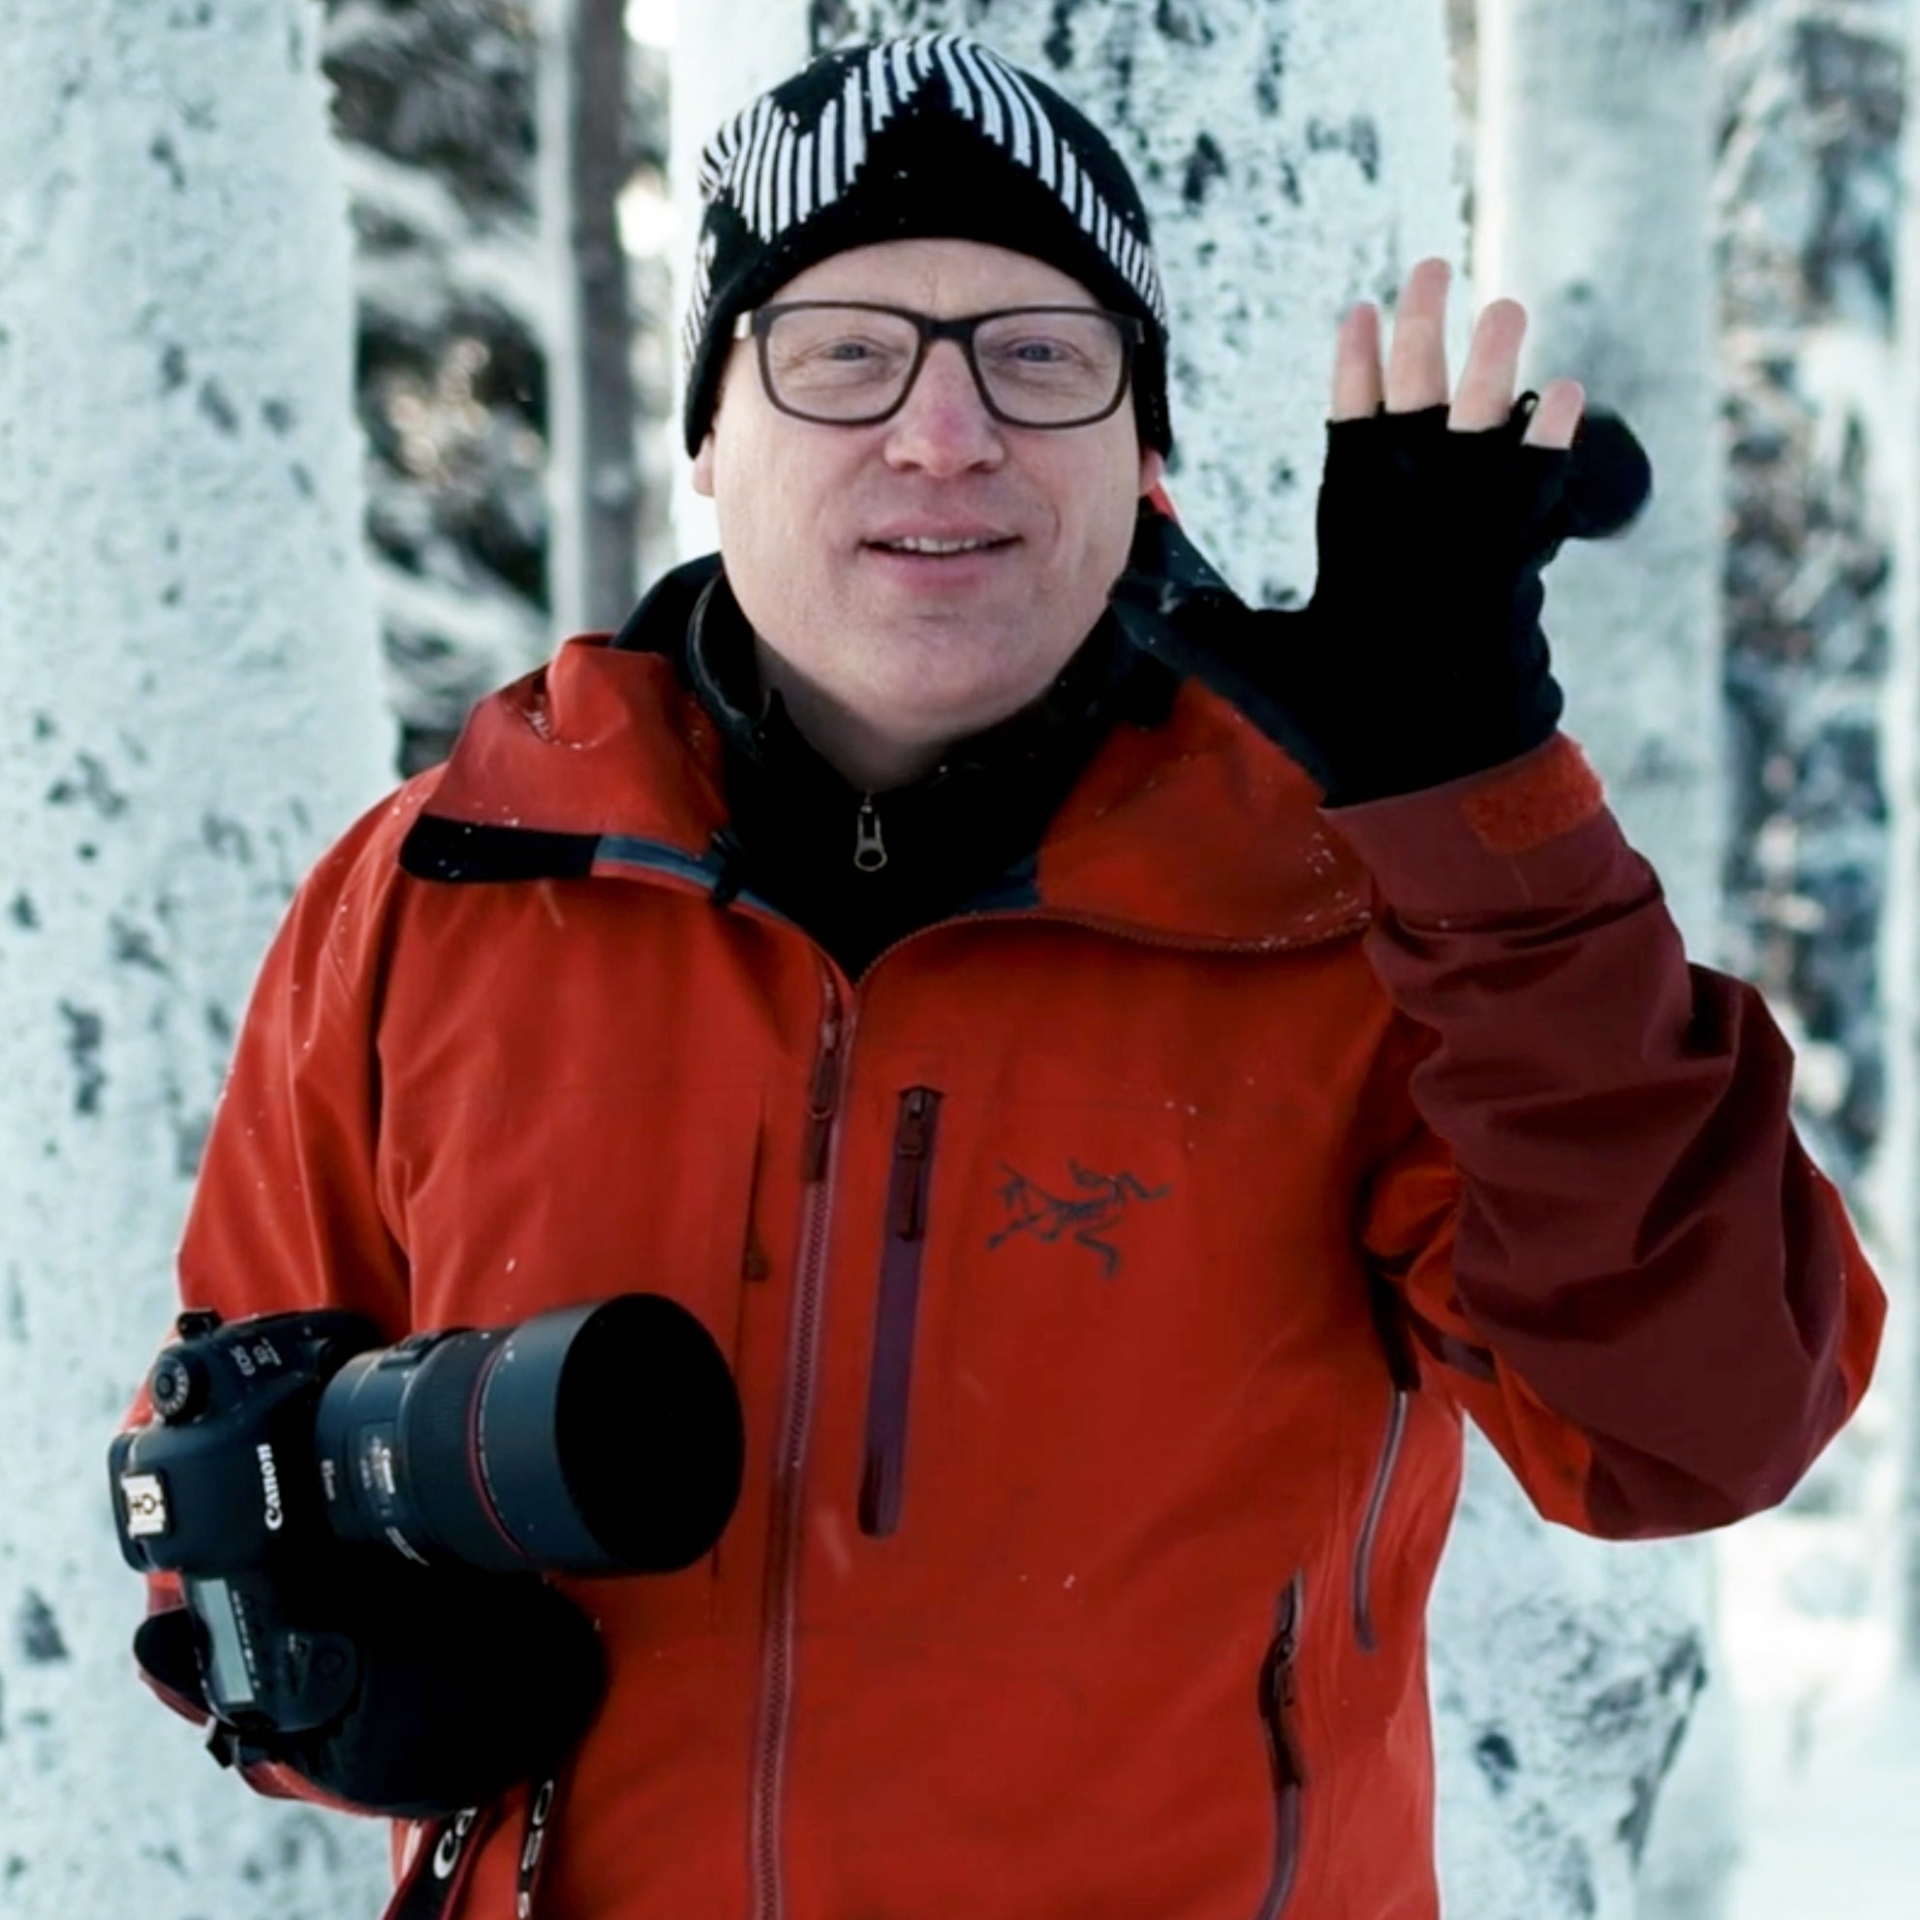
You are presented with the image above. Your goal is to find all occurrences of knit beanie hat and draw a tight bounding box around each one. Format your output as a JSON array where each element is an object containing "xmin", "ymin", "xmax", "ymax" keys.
[{"xmin": 681, "ymin": 34, "xmax": 1172, "ymax": 457}]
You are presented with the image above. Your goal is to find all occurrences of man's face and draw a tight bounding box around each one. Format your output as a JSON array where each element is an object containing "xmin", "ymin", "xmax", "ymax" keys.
[{"xmin": 692, "ymin": 239, "xmax": 1164, "ymax": 767}]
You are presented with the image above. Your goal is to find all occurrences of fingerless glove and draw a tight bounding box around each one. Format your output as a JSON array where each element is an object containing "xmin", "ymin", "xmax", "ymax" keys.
[
  {"xmin": 135, "ymin": 1556, "xmax": 604, "ymax": 1819},
  {"xmin": 1115, "ymin": 401, "xmax": 1651, "ymax": 807}
]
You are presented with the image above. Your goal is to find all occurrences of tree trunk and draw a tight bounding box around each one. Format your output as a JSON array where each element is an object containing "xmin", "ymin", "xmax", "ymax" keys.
[
  {"xmin": 1888, "ymin": 0, "xmax": 1920, "ymax": 1680},
  {"xmin": 675, "ymin": 2, "xmax": 1700, "ymax": 1914},
  {"xmin": 669, "ymin": 0, "xmax": 813, "ymax": 558},
  {"xmin": 538, "ymin": 0, "xmax": 589, "ymax": 638},
  {"xmin": 572, "ymin": 0, "xmax": 646, "ymax": 628},
  {"xmin": 1713, "ymin": 0, "xmax": 1910, "ymax": 1670},
  {"xmin": 323, "ymin": 0, "xmax": 557, "ymax": 772},
  {"xmin": 1478, "ymin": 0, "xmax": 1724, "ymax": 950},
  {"xmin": 0, "ymin": 1, "xmax": 393, "ymax": 1912},
  {"xmin": 1470, "ymin": 6, "xmax": 1733, "ymax": 1918}
]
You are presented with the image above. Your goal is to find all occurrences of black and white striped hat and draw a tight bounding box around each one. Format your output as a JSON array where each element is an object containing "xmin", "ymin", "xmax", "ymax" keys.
[{"xmin": 682, "ymin": 35, "xmax": 1172, "ymax": 456}]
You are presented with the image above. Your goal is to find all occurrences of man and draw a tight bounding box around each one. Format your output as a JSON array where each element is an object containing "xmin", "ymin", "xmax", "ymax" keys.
[{"xmin": 130, "ymin": 33, "xmax": 1883, "ymax": 1920}]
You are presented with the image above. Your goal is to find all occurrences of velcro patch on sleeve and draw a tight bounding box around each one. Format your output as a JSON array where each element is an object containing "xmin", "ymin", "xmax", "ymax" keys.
[{"xmin": 1459, "ymin": 736, "xmax": 1605, "ymax": 856}]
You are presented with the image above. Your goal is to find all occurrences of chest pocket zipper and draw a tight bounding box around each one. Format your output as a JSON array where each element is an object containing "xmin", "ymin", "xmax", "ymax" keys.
[
  {"xmin": 859, "ymin": 1086, "xmax": 942, "ymax": 1538},
  {"xmin": 1355, "ymin": 1274, "xmax": 1423, "ymax": 1652},
  {"xmin": 1254, "ymin": 1569, "xmax": 1307, "ymax": 1920},
  {"xmin": 1352, "ymin": 1386, "xmax": 1411, "ymax": 1652}
]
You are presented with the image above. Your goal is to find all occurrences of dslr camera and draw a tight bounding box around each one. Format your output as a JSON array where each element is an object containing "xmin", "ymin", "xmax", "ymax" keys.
[{"xmin": 109, "ymin": 1295, "xmax": 744, "ymax": 1739}]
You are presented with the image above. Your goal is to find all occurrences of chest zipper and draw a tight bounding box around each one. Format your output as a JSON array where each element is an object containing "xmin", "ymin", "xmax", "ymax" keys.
[
  {"xmin": 1255, "ymin": 1570, "xmax": 1308, "ymax": 1920},
  {"xmin": 859, "ymin": 1087, "xmax": 943, "ymax": 1538},
  {"xmin": 749, "ymin": 981, "xmax": 850, "ymax": 1920},
  {"xmin": 1351, "ymin": 1386, "xmax": 1411, "ymax": 1653},
  {"xmin": 1354, "ymin": 1282, "xmax": 1422, "ymax": 1654}
]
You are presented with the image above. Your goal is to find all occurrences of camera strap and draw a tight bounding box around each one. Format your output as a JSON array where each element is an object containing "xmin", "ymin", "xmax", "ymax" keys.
[
  {"xmin": 515, "ymin": 1770, "xmax": 564, "ymax": 1916},
  {"xmin": 383, "ymin": 1803, "xmax": 500, "ymax": 1920},
  {"xmin": 380, "ymin": 1769, "xmax": 567, "ymax": 1920}
]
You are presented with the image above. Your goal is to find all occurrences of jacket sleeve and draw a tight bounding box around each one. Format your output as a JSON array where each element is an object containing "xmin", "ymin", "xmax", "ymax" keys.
[
  {"xmin": 129, "ymin": 795, "xmax": 417, "ymax": 1806},
  {"xmin": 174, "ymin": 802, "xmax": 415, "ymax": 1337},
  {"xmin": 1333, "ymin": 733, "xmax": 1886, "ymax": 1538}
]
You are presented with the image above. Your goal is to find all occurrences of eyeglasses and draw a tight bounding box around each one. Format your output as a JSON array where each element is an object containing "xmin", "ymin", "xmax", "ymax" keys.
[{"xmin": 738, "ymin": 302, "xmax": 1144, "ymax": 430}]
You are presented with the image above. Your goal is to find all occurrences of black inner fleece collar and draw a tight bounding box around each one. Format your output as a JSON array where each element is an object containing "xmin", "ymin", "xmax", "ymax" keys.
[{"xmin": 685, "ymin": 569, "xmax": 1176, "ymax": 978}]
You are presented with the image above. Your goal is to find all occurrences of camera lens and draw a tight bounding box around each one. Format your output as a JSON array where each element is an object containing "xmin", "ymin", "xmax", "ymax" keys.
[{"xmin": 312, "ymin": 1294, "xmax": 744, "ymax": 1576}]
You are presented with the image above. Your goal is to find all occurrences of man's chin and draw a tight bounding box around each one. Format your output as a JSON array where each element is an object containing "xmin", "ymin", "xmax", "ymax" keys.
[{"xmin": 853, "ymin": 642, "xmax": 1056, "ymax": 737}]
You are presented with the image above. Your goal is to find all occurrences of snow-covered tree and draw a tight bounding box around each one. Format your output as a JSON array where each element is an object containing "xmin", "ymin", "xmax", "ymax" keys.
[
  {"xmin": 1713, "ymin": 0, "xmax": 1911, "ymax": 1680},
  {"xmin": 1716, "ymin": 0, "xmax": 1908, "ymax": 1201},
  {"xmin": 566, "ymin": 0, "xmax": 645, "ymax": 628},
  {"xmin": 1467, "ymin": 6, "xmax": 1735, "ymax": 1916},
  {"xmin": 1477, "ymin": 0, "xmax": 1725, "ymax": 950},
  {"xmin": 1884, "ymin": 0, "xmax": 1920, "ymax": 1680},
  {"xmin": 673, "ymin": 3, "xmax": 1707, "ymax": 1915},
  {"xmin": 0, "ymin": 2, "xmax": 392, "ymax": 1912}
]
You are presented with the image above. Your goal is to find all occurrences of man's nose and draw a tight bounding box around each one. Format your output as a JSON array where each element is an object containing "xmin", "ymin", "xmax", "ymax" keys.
[{"xmin": 882, "ymin": 341, "xmax": 1005, "ymax": 474}]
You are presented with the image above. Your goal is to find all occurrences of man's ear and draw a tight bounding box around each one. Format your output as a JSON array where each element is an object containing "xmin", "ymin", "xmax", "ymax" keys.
[{"xmin": 691, "ymin": 431, "xmax": 717, "ymax": 498}]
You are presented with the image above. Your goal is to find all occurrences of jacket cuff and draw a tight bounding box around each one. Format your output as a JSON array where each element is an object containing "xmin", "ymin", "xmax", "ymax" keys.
[{"xmin": 1322, "ymin": 734, "xmax": 1633, "ymax": 921}]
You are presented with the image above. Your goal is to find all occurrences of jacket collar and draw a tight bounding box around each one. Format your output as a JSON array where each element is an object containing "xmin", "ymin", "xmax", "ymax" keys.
[
  {"xmin": 405, "ymin": 549, "xmax": 1370, "ymax": 953},
  {"xmin": 682, "ymin": 563, "xmax": 1172, "ymax": 781}
]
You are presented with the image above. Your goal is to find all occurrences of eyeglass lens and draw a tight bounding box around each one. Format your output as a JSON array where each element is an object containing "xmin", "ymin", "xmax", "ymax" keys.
[{"xmin": 761, "ymin": 307, "xmax": 1129, "ymax": 426}]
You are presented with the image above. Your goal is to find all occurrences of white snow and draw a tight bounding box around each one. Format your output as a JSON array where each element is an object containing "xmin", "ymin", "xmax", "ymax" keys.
[
  {"xmin": 626, "ymin": 0, "xmax": 677, "ymax": 51},
  {"xmin": 1720, "ymin": 1509, "xmax": 1920, "ymax": 1916}
]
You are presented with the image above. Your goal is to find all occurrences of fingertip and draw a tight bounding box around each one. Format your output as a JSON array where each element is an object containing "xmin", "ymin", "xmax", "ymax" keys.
[
  {"xmin": 1330, "ymin": 303, "xmax": 1384, "ymax": 420},
  {"xmin": 1339, "ymin": 300, "xmax": 1381, "ymax": 339},
  {"xmin": 1525, "ymin": 379, "xmax": 1586, "ymax": 449}
]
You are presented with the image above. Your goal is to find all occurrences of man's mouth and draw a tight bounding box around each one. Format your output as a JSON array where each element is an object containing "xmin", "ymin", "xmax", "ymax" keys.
[{"xmin": 866, "ymin": 534, "xmax": 1017, "ymax": 556}]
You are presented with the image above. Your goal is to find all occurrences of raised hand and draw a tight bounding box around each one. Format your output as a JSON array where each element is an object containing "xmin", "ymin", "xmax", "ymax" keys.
[
  {"xmin": 1118, "ymin": 258, "xmax": 1651, "ymax": 808},
  {"xmin": 1332, "ymin": 258, "xmax": 1585, "ymax": 447},
  {"xmin": 1182, "ymin": 257, "xmax": 1648, "ymax": 806}
]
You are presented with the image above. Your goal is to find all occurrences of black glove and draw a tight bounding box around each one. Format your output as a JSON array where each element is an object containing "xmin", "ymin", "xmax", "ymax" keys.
[
  {"xmin": 135, "ymin": 1556, "xmax": 604, "ymax": 1819},
  {"xmin": 1114, "ymin": 401, "xmax": 1652, "ymax": 807}
]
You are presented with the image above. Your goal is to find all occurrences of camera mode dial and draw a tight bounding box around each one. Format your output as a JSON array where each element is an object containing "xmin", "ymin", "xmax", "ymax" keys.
[{"xmin": 150, "ymin": 1353, "xmax": 209, "ymax": 1425}]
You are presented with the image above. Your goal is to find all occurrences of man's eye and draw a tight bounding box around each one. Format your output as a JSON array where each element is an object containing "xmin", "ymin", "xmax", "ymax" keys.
[
  {"xmin": 982, "ymin": 336, "xmax": 1101, "ymax": 384},
  {"xmin": 778, "ymin": 333, "xmax": 908, "ymax": 381},
  {"xmin": 994, "ymin": 338, "xmax": 1076, "ymax": 365}
]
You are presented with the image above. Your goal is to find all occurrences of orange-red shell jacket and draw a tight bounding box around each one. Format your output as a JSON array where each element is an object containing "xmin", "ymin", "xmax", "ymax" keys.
[{"xmin": 154, "ymin": 619, "xmax": 1883, "ymax": 1920}]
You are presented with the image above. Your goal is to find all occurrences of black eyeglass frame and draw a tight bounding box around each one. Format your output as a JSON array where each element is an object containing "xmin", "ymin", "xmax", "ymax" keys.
[{"xmin": 737, "ymin": 301, "xmax": 1146, "ymax": 430}]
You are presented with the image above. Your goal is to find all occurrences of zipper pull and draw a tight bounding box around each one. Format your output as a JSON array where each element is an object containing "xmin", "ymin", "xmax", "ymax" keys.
[
  {"xmin": 889, "ymin": 1088, "xmax": 940, "ymax": 1240},
  {"xmin": 854, "ymin": 795, "xmax": 888, "ymax": 872}
]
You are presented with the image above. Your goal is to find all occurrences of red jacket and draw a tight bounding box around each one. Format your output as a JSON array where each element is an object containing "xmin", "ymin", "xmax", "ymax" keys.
[{"xmin": 156, "ymin": 626, "xmax": 1882, "ymax": 1920}]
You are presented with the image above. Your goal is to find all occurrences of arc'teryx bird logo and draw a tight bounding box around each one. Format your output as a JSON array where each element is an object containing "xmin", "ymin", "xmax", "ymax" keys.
[{"xmin": 987, "ymin": 1160, "xmax": 1171, "ymax": 1278}]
